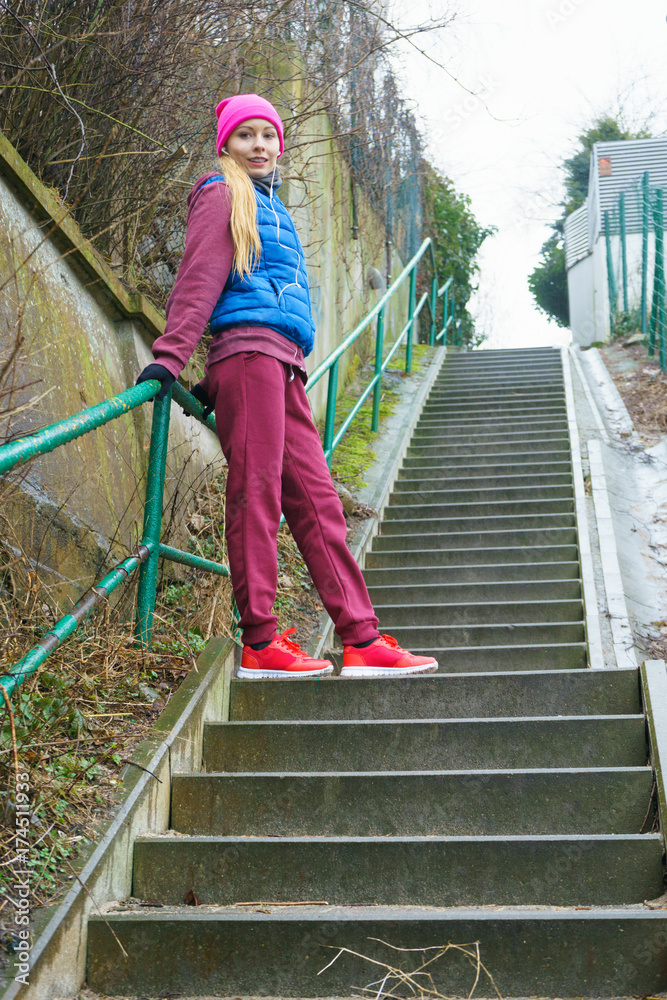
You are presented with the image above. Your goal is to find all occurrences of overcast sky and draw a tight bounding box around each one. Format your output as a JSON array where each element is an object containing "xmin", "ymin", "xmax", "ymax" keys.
[{"xmin": 393, "ymin": 0, "xmax": 667, "ymax": 349}]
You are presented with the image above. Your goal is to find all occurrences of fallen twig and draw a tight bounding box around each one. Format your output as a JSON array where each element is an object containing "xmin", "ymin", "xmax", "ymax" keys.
[{"xmin": 318, "ymin": 938, "xmax": 503, "ymax": 1000}]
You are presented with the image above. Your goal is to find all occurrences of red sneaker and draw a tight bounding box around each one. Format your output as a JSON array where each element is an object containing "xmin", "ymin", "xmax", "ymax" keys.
[
  {"xmin": 238, "ymin": 628, "xmax": 334, "ymax": 679},
  {"xmin": 341, "ymin": 634, "xmax": 438, "ymax": 677}
]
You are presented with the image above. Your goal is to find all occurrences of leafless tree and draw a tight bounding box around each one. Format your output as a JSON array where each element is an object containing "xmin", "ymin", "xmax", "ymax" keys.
[{"xmin": 0, "ymin": 0, "xmax": 455, "ymax": 302}]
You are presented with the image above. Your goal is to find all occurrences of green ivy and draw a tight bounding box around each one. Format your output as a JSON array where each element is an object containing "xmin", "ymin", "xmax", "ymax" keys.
[{"xmin": 421, "ymin": 164, "xmax": 496, "ymax": 347}]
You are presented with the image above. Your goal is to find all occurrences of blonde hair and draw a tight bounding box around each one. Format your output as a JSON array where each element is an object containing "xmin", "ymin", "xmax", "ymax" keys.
[{"xmin": 214, "ymin": 154, "xmax": 261, "ymax": 280}]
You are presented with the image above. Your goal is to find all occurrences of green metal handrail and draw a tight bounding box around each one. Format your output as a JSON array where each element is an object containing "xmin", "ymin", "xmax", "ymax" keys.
[
  {"xmin": 0, "ymin": 380, "xmax": 227, "ymax": 696},
  {"xmin": 311, "ymin": 237, "xmax": 456, "ymax": 458},
  {"xmin": 0, "ymin": 238, "xmax": 456, "ymax": 694}
]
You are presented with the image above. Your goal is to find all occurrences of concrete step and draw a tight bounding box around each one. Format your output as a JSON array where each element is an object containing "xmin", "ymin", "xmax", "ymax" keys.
[
  {"xmin": 418, "ymin": 414, "xmax": 569, "ymax": 432},
  {"xmin": 365, "ymin": 544, "xmax": 579, "ymax": 568},
  {"xmin": 441, "ymin": 359, "xmax": 562, "ymax": 371},
  {"xmin": 439, "ymin": 353, "xmax": 562, "ymax": 364},
  {"xmin": 373, "ymin": 621, "xmax": 585, "ymax": 649},
  {"xmin": 428, "ymin": 386, "xmax": 567, "ymax": 398},
  {"xmin": 85, "ymin": 905, "xmax": 667, "ymax": 997},
  {"xmin": 432, "ymin": 379, "xmax": 565, "ymax": 393},
  {"xmin": 417, "ymin": 413, "xmax": 569, "ymax": 431},
  {"xmin": 427, "ymin": 380, "xmax": 565, "ymax": 391},
  {"xmin": 362, "ymin": 561, "xmax": 581, "ymax": 585},
  {"xmin": 132, "ymin": 834, "xmax": 662, "ymax": 908},
  {"xmin": 372, "ymin": 527, "xmax": 578, "ymax": 551},
  {"xmin": 439, "ymin": 354, "xmax": 561, "ymax": 366},
  {"xmin": 411, "ymin": 643, "xmax": 587, "ymax": 671},
  {"xmin": 406, "ymin": 437, "xmax": 571, "ymax": 456},
  {"xmin": 447, "ymin": 365, "xmax": 562, "ymax": 375},
  {"xmin": 447, "ymin": 346, "xmax": 559, "ymax": 356},
  {"xmin": 435, "ymin": 362, "xmax": 563, "ymax": 375},
  {"xmin": 387, "ymin": 485, "xmax": 574, "ymax": 504},
  {"xmin": 201, "ymin": 715, "xmax": 645, "ymax": 772},
  {"xmin": 413, "ymin": 418, "xmax": 568, "ymax": 433},
  {"xmin": 372, "ymin": 599, "xmax": 583, "ymax": 627},
  {"xmin": 420, "ymin": 399, "xmax": 567, "ymax": 414},
  {"xmin": 422, "ymin": 397, "xmax": 567, "ymax": 413},
  {"xmin": 416, "ymin": 406, "xmax": 568, "ymax": 423},
  {"xmin": 384, "ymin": 499, "xmax": 575, "ymax": 519},
  {"xmin": 393, "ymin": 470, "xmax": 573, "ymax": 491},
  {"xmin": 368, "ymin": 578, "xmax": 581, "ymax": 605},
  {"xmin": 171, "ymin": 766, "xmax": 652, "ymax": 836},
  {"xmin": 442, "ymin": 357, "xmax": 562, "ymax": 366},
  {"xmin": 421, "ymin": 406, "xmax": 568, "ymax": 424},
  {"xmin": 435, "ymin": 366, "xmax": 563, "ymax": 377},
  {"xmin": 430, "ymin": 386, "xmax": 566, "ymax": 401},
  {"xmin": 412, "ymin": 423, "xmax": 569, "ymax": 441},
  {"xmin": 401, "ymin": 452, "xmax": 573, "ymax": 470},
  {"xmin": 379, "ymin": 513, "xmax": 575, "ymax": 534},
  {"xmin": 422, "ymin": 388, "xmax": 565, "ymax": 406},
  {"xmin": 229, "ymin": 668, "xmax": 639, "ymax": 721}
]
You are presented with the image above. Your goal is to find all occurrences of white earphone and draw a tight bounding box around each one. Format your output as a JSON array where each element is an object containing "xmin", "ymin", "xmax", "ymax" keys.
[{"xmin": 221, "ymin": 149, "xmax": 302, "ymax": 296}]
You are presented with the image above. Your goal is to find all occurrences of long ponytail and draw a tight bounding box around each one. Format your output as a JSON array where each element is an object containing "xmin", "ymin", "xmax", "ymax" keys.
[{"xmin": 215, "ymin": 154, "xmax": 261, "ymax": 280}]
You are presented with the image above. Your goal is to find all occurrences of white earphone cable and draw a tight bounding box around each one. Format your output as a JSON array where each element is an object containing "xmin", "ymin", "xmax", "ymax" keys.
[{"xmin": 268, "ymin": 165, "xmax": 302, "ymax": 301}]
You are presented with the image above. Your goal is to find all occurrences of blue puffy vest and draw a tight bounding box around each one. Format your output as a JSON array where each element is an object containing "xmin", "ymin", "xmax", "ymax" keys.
[{"xmin": 205, "ymin": 176, "xmax": 316, "ymax": 357}]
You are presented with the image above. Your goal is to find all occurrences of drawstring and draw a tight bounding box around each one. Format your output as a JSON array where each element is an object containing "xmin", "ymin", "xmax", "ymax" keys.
[{"xmin": 288, "ymin": 365, "xmax": 294, "ymax": 382}]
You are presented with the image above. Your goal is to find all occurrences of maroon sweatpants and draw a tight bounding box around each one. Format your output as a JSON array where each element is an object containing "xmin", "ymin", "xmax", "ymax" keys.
[{"xmin": 207, "ymin": 351, "xmax": 380, "ymax": 646}]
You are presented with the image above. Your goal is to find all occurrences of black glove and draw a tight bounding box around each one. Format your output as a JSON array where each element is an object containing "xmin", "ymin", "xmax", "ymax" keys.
[
  {"xmin": 135, "ymin": 363, "xmax": 175, "ymax": 401},
  {"xmin": 190, "ymin": 382, "xmax": 214, "ymax": 420}
]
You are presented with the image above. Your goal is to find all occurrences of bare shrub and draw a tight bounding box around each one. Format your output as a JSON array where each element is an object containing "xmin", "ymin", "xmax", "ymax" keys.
[{"xmin": 0, "ymin": 0, "xmax": 454, "ymax": 303}]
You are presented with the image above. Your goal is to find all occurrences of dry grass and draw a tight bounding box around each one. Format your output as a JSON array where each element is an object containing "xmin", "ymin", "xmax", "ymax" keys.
[{"xmin": 598, "ymin": 336, "xmax": 667, "ymax": 445}]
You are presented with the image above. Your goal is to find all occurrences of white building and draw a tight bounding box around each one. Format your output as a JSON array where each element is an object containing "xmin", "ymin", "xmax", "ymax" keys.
[{"xmin": 564, "ymin": 136, "xmax": 667, "ymax": 346}]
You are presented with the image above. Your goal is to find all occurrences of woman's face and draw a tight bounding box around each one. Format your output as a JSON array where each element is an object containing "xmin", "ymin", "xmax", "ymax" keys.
[{"xmin": 225, "ymin": 118, "xmax": 280, "ymax": 178}]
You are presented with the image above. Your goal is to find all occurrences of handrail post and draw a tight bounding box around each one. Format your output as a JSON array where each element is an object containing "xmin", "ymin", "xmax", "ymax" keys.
[
  {"xmin": 135, "ymin": 391, "xmax": 172, "ymax": 647},
  {"xmin": 619, "ymin": 191, "xmax": 629, "ymax": 314},
  {"xmin": 371, "ymin": 305, "xmax": 386, "ymax": 432},
  {"xmin": 444, "ymin": 285, "xmax": 450, "ymax": 344},
  {"xmin": 653, "ymin": 188, "xmax": 666, "ymax": 371},
  {"xmin": 323, "ymin": 359, "xmax": 338, "ymax": 467},
  {"xmin": 429, "ymin": 276, "xmax": 437, "ymax": 347},
  {"xmin": 405, "ymin": 265, "xmax": 417, "ymax": 373},
  {"xmin": 604, "ymin": 210, "xmax": 617, "ymax": 327},
  {"xmin": 641, "ymin": 170, "xmax": 650, "ymax": 338}
]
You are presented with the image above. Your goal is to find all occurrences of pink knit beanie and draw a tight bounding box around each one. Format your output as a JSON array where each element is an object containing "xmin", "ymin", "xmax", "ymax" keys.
[{"xmin": 215, "ymin": 94, "xmax": 284, "ymax": 157}]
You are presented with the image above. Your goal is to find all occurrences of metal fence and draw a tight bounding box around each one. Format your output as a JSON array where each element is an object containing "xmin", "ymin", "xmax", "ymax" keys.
[{"xmin": 604, "ymin": 170, "xmax": 667, "ymax": 368}]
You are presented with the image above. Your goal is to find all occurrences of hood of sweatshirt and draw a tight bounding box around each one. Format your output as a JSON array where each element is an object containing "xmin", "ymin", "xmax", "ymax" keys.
[{"xmin": 186, "ymin": 168, "xmax": 282, "ymax": 221}]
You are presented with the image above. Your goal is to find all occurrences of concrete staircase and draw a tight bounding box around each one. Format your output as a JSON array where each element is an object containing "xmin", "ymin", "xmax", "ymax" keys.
[{"xmin": 87, "ymin": 348, "xmax": 665, "ymax": 997}]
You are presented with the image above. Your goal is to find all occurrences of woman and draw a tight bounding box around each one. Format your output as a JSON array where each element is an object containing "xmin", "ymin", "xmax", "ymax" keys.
[{"xmin": 136, "ymin": 93, "xmax": 437, "ymax": 680}]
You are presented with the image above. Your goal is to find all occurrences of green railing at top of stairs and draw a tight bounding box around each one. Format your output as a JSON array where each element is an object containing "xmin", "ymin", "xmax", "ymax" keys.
[{"xmin": 0, "ymin": 237, "xmax": 457, "ymax": 697}]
